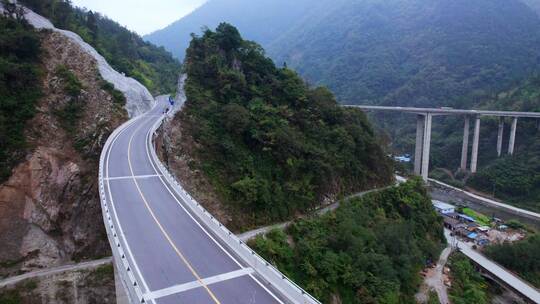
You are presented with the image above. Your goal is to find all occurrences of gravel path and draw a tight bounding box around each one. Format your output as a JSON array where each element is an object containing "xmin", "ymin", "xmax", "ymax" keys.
[
  {"xmin": 0, "ymin": 257, "xmax": 112, "ymax": 288},
  {"xmin": 238, "ymin": 184, "xmax": 398, "ymax": 242}
]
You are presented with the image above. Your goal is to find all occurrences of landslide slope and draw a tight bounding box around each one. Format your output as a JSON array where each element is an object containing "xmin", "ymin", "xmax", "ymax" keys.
[
  {"xmin": 0, "ymin": 11, "xmax": 127, "ymax": 278},
  {"xmin": 161, "ymin": 24, "xmax": 393, "ymax": 231},
  {"xmin": 20, "ymin": 0, "xmax": 181, "ymax": 95}
]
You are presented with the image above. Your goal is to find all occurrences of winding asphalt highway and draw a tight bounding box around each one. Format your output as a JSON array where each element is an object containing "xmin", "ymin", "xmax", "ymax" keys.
[{"xmin": 103, "ymin": 99, "xmax": 286, "ymax": 304}]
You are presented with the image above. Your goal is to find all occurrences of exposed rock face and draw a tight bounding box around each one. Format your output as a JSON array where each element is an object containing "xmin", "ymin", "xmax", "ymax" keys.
[{"xmin": 0, "ymin": 31, "xmax": 127, "ymax": 277}]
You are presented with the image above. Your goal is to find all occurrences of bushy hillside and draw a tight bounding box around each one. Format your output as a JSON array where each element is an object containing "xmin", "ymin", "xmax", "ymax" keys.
[
  {"xmin": 448, "ymin": 253, "xmax": 489, "ymax": 304},
  {"xmin": 0, "ymin": 12, "xmax": 42, "ymax": 181},
  {"xmin": 178, "ymin": 24, "xmax": 393, "ymax": 227},
  {"xmin": 20, "ymin": 0, "xmax": 180, "ymax": 94},
  {"xmin": 250, "ymin": 179, "xmax": 444, "ymax": 303}
]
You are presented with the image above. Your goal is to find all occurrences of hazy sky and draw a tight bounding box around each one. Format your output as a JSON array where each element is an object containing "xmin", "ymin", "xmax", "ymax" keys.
[{"xmin": 71, "ymin": 0, "xmax": 207, "ymax": 35}]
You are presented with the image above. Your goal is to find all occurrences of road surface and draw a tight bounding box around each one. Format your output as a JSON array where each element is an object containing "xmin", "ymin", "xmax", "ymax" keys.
[
  {"xmin": 416, "ymin": 246, "xmax": 451, "ymax": 304},
  {"xmin": 430, "ymin": 179, "xmax": 540, "ymax": 221},
  {"xmin": 103, "ymin": 99, "xmax": 286, "ymax": 304}
]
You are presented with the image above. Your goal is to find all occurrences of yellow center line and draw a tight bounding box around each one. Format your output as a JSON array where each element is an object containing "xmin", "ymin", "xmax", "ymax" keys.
[{"xmin": 127, "ymin": 115, "xmax": 221, "ymax": 304}]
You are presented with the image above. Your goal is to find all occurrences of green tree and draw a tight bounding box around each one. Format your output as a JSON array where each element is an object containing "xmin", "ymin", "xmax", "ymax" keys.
[
  {"xmin": 0, "ymin": 14, "xmax": 42, "ymax": 181},
  {"xmin": 180, "ymin": 23, "xmax": 394, "ymax": 228},
  {"xmin": 86, "ymin": 10, "xmax": 98, "ymax": 44},
  {"xmin": 250, "ymin": 179, "xmax": 445, "ymax": 303},
  {"xmin": 448, "ymin": 253, "xmax": 489, "ymax": 304},
  {"xmin": 484, "ymin": 234, "xmax": 540, "ymax": 288}
]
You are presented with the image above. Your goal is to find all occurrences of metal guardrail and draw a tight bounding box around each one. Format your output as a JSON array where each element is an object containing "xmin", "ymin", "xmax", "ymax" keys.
[
  {"xmin": 147, "ymin": 116, "xmax": 321, "ymax": 304},
  {"xmin": 99, "ymin": 116, "xmax": 147, "ymax": 304}
]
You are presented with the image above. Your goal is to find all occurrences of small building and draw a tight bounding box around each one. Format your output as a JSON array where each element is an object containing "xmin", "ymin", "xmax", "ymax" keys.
[
  {"xmin": 455, "ymin": 227, "xmax": 470, "ymax": 237},
  {"xmin": 476, "ymin": 238, "xmax": 490, "ymax": 246},
  {"xmin": 394, "ymin": 155, "xmax": 411, "ymax": 162},
  {"xmin": 444, "ymin": 212, "xmax": 459, "ymax": 219},
  {"xmin": 466, "ymin": 222, "xmax": 479, "ymax": 231},
  {"xmin": 457, "ymin": 214, "xmax": 476, "ymax": 223},
  {"xmin": 432, "ymin": 200, "xmax": 456, "ymax": 214},
  {"xmin": 477, "ymin": 226, "xmax": 490, "ymax": 233},
  {"xmin": 466, "ymin": 232, "xmax": 478, "ymax": 240},
  {"xmin": 443, "ymin": 216, "xmax": 460, "ymax": 230}
]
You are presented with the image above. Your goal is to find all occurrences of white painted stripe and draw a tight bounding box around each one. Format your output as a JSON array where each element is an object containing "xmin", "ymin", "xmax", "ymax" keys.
[
  {"xmin": 144, "ymin": 268, "xmax": 255, "ymax": 301},
  {"xmin": 106, "ymin": 174, "xmax": 161, "ymax": 181}
]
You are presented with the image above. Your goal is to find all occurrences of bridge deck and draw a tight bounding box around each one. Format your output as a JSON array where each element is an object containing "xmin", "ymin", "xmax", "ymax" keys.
[
  {"xmin": 445, "ymin": 230, "xmax": 540, "ymax": 303},
  {"xmin": 346, "ymin": 105, "xmax": 540, "ymax": 118}
]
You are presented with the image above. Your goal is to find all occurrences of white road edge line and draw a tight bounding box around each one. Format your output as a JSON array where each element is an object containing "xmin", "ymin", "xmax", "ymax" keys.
[
  {"xmin": 144, "ymin": 268, "xmax": 255, "ymax": 301},
  {"xmin": 105, "ymin": 113, "xmax": 155, "ymax": 304},
  {"xmin": 106, "ymin": 174, "xmax": 161, "ymax": 181},
  {"xmin": 144, "ymin": 110, "xmax": 285, "ymax": 304}
]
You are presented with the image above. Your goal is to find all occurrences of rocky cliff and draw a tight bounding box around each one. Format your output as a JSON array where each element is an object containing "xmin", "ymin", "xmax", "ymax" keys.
[{"xmin": 0, "ymin": 29, "xmax": 127, "ymax": 277}]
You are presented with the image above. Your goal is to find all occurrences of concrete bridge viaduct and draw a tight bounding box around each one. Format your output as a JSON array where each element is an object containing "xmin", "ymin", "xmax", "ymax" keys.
[{"xmin": 345, "ymin": 106, "xmax": 540, "ymax": 181}]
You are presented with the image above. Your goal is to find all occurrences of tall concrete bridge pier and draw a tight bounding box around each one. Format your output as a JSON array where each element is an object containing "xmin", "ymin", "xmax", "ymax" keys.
[{"xmin": 345, "ymin": 106, "xmax": 540, "ymax": 181}]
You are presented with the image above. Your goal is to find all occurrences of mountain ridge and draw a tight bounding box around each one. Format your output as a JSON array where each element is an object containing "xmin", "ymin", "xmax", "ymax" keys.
[
  {"xmin": 144, "ymin": 0, "xmax": 327, "ymax": 60},
  {"xmin": 145, "ymin": 0, "xmax": 540, "ymax": 109}
]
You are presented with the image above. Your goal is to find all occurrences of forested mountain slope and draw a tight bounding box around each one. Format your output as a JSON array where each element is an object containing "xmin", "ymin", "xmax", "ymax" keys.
[
  {"xmin": 147, "ymin": 0, "xmax": 540, "ymax": 108},
  {"xmin": 144, "ymin": 0, "xmax": 321, "ymax": 60},
  {"xmin": 269, "ymin": 0, "xmax": 540, "ymax": 107},
  {"xmin": 160, "ymin": 24, "xmax": 393, "ymax": 230},
  {"xmin": 20, "ymin": 0, "xmax": 180, "ymax": 94}
]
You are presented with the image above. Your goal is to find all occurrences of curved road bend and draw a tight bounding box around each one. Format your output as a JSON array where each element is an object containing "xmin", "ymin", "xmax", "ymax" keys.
[{"xmin": 103, "ymin": 99, "xmax": 286, "ymax": 304}]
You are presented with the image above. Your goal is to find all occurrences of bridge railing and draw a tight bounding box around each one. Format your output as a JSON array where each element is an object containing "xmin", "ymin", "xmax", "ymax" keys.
[
  {"xmin": 147, "ymin": 115, "xmax": 321, "ymax": 304},
  {"xmin": 99, "ymin": 116, "xmax": 147, "ymax": 304}
]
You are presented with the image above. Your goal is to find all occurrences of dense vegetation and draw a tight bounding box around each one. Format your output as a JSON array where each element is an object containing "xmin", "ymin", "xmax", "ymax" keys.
[
  {"xmin": 270, "ymin": 0, "xmax": 540, "ymax": 108},
  {"xmin": 19, "ymin": 0, "xmax": 180, "ymax": 94},
  {"xmin": 448, "ymin": 253, "xmax": 489, "ymax": 304},
  {"xmin": 484, "ymin": 234, "xmax": 540, "ymax": 288},
  {"xmin": 146, "ymin": 0, "xmax": 540, "ymax": 212},
  {"xmin": 148, "ymin": 0, "xmax": 540, "ymax": 107},
  {"xmin": 53, "ymin": 65, "xmax": 85, "ymax": 137},
  {"xmin": 250, "ymin": 179, "xmax": 444, "ymax": 303},
  {"xmin": 0, "ymin": 10, "xmax": 42, "ymax": 182},
  {"xmin": 181, "ymin": 23, "xmax": 393, "ymax": 227}
]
